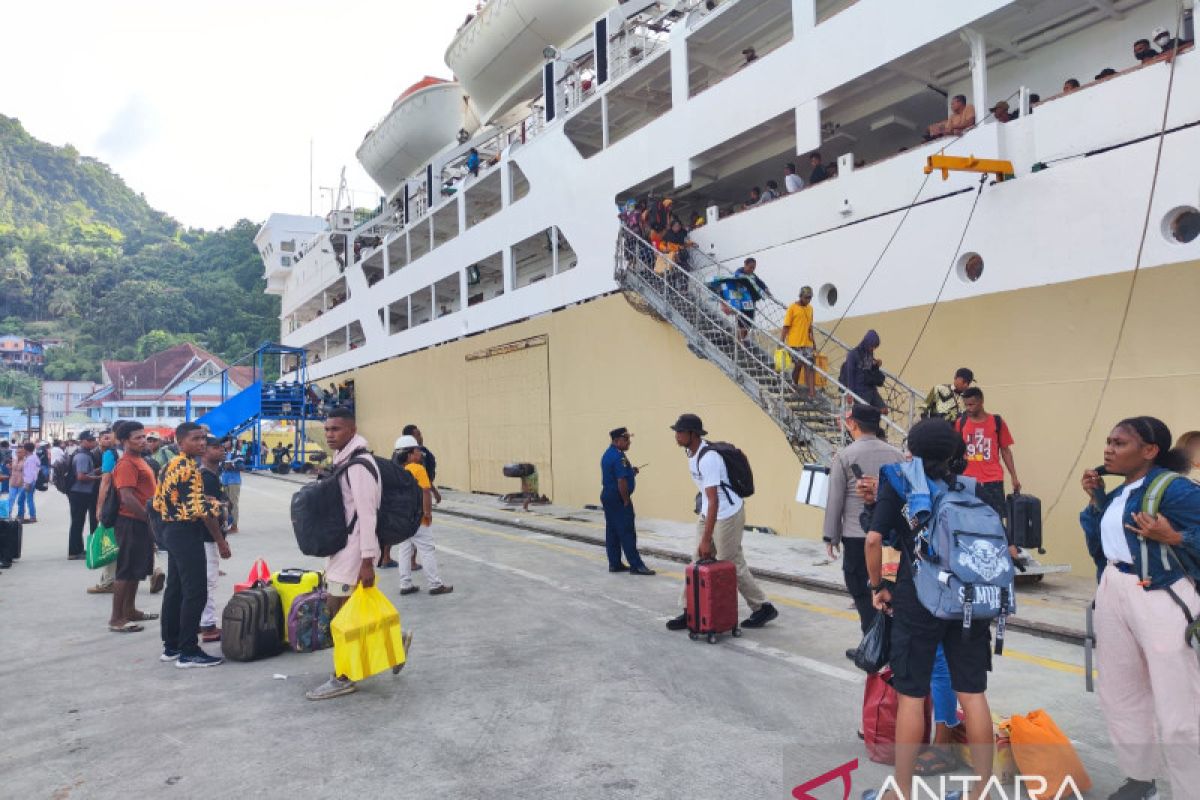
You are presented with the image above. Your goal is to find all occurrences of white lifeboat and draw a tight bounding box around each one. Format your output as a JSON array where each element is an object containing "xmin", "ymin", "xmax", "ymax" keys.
[
  {"xmin": 356, "ymin": 77, "xmax": 476, "ymax": 196},
  {"xmin": 446, "ymin": 0, "xmax": 616, "ymax": 127}
]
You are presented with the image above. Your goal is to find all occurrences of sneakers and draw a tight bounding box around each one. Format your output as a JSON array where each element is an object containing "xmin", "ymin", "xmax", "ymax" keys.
[
  {"xmin": 149, "ymin": 568, "xmax": 165, "ymax": 594},
  {"xmin": 428, "ymin": 585, "xmax": 454, "ymax": 595},
  {"xmin": 399, "ymin": 586, "xmax": 420, "ymax": 596},
  {"xmin": 742, "ymin": 602, "xmax": 779, "ymax": 628},
  {"xmin": 1109, "ymin": 779, "xmax": 1158, "ymax": 800},
  {"xmin": 306, "ymin": 675, "xmax": 358, "ymax": 701},
  {"xmin": 665, "ymin": 613, "xmax": 688, "ymax": 631},
  {"xmin": 87, "ymin": 583, "xmax": 115, "ymax": 594},
  {"xmin": 176, "ymin": 651, "xmax": 224, "ymax": 669},
  {"xmin": 160, "ymin": 647, "xmax": 181, "ymax": 662}
]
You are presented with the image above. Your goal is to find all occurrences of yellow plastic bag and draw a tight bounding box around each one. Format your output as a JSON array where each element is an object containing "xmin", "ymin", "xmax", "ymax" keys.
[
  {"xmin": 774, "ymin": 348, "xmax": 793, "ymax": 374},
  {"xmin": 331, "ymin": 585, "xmax": 406, "ymax": 682}
]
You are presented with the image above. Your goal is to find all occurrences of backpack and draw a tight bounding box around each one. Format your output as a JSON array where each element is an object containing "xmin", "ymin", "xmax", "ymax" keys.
[
  {"xmin": 698, "ymin": 442, "xmax": 755, "ymax": 500},
  {"xmin": 354, "ymin": 453, "xmax": 423, "ymax": 547},
  {"xmin": 52, "ymin": 455, "xmax": 75, "ymax": 494},
  {"xmin": 887, "ymin": 468, "xmax": 1016, "ymax": 654},
  {"xmin": 290, "ymin": 457, "xmax": 364, "ymax": 556}
]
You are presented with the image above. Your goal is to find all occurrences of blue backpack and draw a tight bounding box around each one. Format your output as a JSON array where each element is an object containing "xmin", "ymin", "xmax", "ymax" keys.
[{"xmin": 887, "ymin": 468, "xmax": 1017, "ymax": 654}]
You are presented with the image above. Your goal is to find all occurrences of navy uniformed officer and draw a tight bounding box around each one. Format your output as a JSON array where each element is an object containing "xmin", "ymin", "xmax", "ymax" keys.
[{"xmin": 600, "ymin": 427, "xmax": 656, "ymax": 575}]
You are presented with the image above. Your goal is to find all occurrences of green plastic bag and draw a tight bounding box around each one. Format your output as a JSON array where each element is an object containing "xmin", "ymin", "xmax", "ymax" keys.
[{"xmin": 86, "ymin": 524, "xmax": 119, "ymax": 569}]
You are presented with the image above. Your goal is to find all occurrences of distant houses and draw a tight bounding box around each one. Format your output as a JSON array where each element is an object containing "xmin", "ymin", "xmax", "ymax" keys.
[{"xmin": 0, "ymin": 336, "xmax": 45, "ymax": 369}]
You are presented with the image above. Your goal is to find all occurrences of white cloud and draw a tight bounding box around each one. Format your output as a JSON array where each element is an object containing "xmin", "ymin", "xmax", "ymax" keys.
[{"xmin": 0, "ymin": 1, "xmax": 472, "ymax": 229}]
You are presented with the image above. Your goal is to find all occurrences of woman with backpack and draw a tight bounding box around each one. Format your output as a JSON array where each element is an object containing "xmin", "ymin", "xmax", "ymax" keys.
[
  {"xmin": 862, "ymin": 418, "xmax": 997, "ymax": 800},
  {"xmin": 1079, "ymin": 416, "xmax": 1200, "ymax": 800}
]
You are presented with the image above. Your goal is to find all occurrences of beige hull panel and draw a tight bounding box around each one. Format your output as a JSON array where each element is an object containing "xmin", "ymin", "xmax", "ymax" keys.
[{"xmin": 338, "ymin": 258, "xmax": 1200, "ymax": 574}]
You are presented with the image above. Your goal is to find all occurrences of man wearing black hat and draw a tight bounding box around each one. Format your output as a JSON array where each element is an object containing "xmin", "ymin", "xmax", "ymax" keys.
[
  {"xmin": 921, "ymin": 367, "xmax": 973, "ymax": 423},
  {"xmin": 822, "ymin": 404, "xmax": 902, "ymax": 658},
  {"xmin": 67, "ymin": 430, "xmax": 101, "ymax": 559},
  {"xmin": 665, "ymin": 413, "xmax": 778, "ymax": 630},
  {"xmin": 600, "ymin": 428, "xmax": 655, "ymax": 575}
]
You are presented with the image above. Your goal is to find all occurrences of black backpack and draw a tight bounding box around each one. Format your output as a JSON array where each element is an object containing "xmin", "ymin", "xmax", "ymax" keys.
[
  {"xmin": 290, "ymin": 457, "xmax": 363, "ymax": 556},
  {"xmin": 52, "ymin": 455, "xmax": 75, "ymax": 494},
  {"xmin": 698, "ymin": 442, "xmax": 755, "ymax": 500},
  {"xmin": 358, "ymin": 455, "xmax": 423, "ymax": 547}
]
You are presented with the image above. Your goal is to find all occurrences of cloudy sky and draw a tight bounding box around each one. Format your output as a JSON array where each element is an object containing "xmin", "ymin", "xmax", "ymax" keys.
[{"xmin": 0, "ymin": 1, "xmax": 474, "ymax": 229}]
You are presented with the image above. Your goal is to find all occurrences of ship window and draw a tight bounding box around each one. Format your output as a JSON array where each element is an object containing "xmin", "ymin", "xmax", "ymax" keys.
[
  {"xmin": 957, "ymin": 253, "xmax": 984, "ymax": 283},
  {"xmin": 433, "ymin": 273, "xmax": 461, "ymax": 318},
  {"xmin": 281, "ymin": 240, "xmax": 296, "ymax": 253},
  {"xmin": 819, "ymin": 283, "xmax": 838, "ymax": 308},
  {"xmin": 410, "ymin": 219, "xmax": 433, "ymax": 263},
  {"xmin": 1165, "ymin": 207, "xmax": 1200, "ymax": 244},
  {"xmin": 553, "ymin": 228, "xmax": 577, "ymax": 275},
  {"xmin": 510, "ymin": 162, "xmax": 530, "ymax": 204},
  {"xmin": 512, "ymin": 229, "xmax": 557, "ymax": 290},
  {"xmin": 387, "ymin": 300, "xmax": 409, "ymax": 334},
  {"xmin": 409, "ymin": 289, "xmax": 432, "ymax": 327},
  {"xmin": 464, "ymin": 170, "xmax": 503, "ymax": 230},
  {"xmin": 468, "ymin": 252, "xmax": 505, "ymax": 306},
  {"xmin": 433, "ymin": 203, "xmax": 458, "ymax": 249},
  {"xmin": 281, "ymin": 256, "xmax": 292, "ymax": 267}
]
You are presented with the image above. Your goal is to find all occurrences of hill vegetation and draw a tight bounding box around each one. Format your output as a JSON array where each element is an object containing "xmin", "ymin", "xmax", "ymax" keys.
[{"xmin": 0, "ymin": 114, "xmax": 280, "ymax": 382}]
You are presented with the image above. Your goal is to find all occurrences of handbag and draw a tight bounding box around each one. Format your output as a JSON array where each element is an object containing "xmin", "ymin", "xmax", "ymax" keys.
[
  {"xmin": 853, "ymin": 611, "xmax": 891, "ymax": 673},
  {"xmin": 86, "ymin": 524, "xmax": 119, "ymax": 570}
]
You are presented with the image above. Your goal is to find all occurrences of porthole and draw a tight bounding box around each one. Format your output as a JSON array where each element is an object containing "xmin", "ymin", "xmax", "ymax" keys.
[
  {"xmin": 819, "ymin": 283, "xmax": 838, "ymax": 308},
  {"xmin": 1163, "ymin": 206, "xmax": 1200, "ymax": 244},
  {"xmin": 957, "ymin": 252, "xmax": 984, "ymax": 283}
]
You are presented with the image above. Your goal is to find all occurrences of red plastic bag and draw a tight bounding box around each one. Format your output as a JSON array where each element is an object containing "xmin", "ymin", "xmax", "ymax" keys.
[
  {"xmin": 863, "ymin": 667, "xmax": 932, "ymax": 764},
  {"xmin": 234, "ymin": 558, "xmax": 271, "ymax": 592}
]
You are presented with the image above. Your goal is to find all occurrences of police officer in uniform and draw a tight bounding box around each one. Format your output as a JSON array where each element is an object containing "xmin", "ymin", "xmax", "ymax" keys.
[{"xmin": 600, "ymin": 428, "xmax": 655, "ymax": 575}]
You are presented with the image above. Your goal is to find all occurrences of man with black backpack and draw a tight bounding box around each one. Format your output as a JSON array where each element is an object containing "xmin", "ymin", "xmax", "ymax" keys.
[{"xmin": 665, "ymin": 413, "xmax": 778, "ymax": 631}]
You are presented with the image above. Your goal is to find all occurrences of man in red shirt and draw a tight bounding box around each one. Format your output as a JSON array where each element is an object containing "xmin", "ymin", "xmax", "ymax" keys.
[
  {"xmin": 955, "ymin": 387, "xmax": 1021, "ymax": 531},
  {"xmin": 109, "ymin": 421, "xmax": 158, "ymax": 633}
]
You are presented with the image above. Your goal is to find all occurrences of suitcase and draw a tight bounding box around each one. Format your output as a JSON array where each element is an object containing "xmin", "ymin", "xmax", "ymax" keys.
[
  {"xmin": 287, "ymin": 587, "xmax": 334, "ymax": 653},
  {"xmin": 220, "ymin": 584, "xmax": 284, "ymax": 662},
  {"xmin": 270, "ymin": 568, "xmax": 322, "ymax": 643},
  {"xmin": 0, "ymin": 519, "xmax": 23, "ymax": 562},
  {"xmin": 863, "ymin": 668, "xmax": 932, "ymax": 765},
  {"xmin": 685, "ymin": 559, "xmax": 740, "ymax": 643},
  {"xmin": 1006, "ymin": 493, "xmax": 1043, "ymax": 552}
]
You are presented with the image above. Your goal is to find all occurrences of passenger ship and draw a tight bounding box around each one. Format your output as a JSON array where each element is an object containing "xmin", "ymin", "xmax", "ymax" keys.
[{"xmin": 255, "ymin": 0, "xmax": 1200, "ymax": 572}]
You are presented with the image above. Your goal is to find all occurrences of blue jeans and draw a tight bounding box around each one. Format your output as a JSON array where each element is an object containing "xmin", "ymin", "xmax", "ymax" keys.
[
  {"xmin": 11, "ymin": 486, "xmax": 35, "ymax": 520},
  {"xmin": 601, "ymin": 491, "xmax": 646, "ymax": 570},
  {"xmin": 930, "ymin": 644, "xmax": 959, "ymax": 727}
]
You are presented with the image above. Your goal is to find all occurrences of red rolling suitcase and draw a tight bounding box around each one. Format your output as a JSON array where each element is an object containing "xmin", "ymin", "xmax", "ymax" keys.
[{"xmin": 685, "ymin": 559, "xmax": 741, "ymax": 644}]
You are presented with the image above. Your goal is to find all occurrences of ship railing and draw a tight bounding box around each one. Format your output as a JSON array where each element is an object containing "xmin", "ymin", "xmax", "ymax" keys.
[
  {"xmin": 681, "ymin": 242, "xmax": 924, "ymax": 433},
  {"xmin": 614, "ymin": 226, "xmax": 911, "ymax": 464}
]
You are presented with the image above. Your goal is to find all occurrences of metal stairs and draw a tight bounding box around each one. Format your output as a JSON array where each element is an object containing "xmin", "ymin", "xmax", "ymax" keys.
[{"xmin": 614, "ymin": 226, "xmax": 922, "ymax": 465}]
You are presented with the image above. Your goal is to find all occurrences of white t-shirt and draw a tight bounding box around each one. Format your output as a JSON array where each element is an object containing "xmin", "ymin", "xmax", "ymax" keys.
[
  {"xmin": 689, "ymin": 441, "xmax": 744, "ymax": 520},
  {"xmin": 1101, "ymin": 477, "xmax": 1143, "ymax": 563},
  {"xmin": 785, "ymin": 173, "xmax": 804, "ymax": 193},
  {"xmin": 50, "ymin": 446, "xmax": 65, "ymax": 464}
]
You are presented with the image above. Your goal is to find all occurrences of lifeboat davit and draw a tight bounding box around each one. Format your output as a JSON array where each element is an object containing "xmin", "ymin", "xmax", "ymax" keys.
[
  {"xmin": 446, "ymin": 0, "xmax": 617, "ymax": 127},
  {"xmin": 356, "ymin": 77, "xmax": 477, "ymax": 196}
]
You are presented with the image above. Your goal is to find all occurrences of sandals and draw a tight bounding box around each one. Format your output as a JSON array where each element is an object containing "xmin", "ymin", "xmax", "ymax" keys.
[
  {"xmin": 912, "ymin": 746, "xmax": 960, "ymax": 776},
  {"xmin": 109, "ymin": 622, "xmax": 144, "ymax": 633},
  {"xmin": 129, "ymin": 611, "xmax": 159, "ymax": 621}
]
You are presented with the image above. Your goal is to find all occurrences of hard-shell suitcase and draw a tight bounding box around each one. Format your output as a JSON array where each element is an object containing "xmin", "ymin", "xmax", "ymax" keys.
[
  {"xmin": 287, "ymin": 587, "xmax": 333, "ymax": 653},
  {"xmin": 0, "ymin": 519, "xmax": 23, "ymax": 561},
  {"xmin": 221, "ymin": 583, "xmax": 284, "ymax": 662},
  {"xmin": 270, "ymin": 568, "xmax": 321, "ymax": 642},
  {"xmin": 863, "ymin": 667, "xmax": 932, "ymax": 765},
  {"xmin": 685, "ymin": 559, "xmax": 741, "ymax": 644},
  {"xmin": 1006, "ymin": 493, "xmax": 1043, "ymax": 552}
]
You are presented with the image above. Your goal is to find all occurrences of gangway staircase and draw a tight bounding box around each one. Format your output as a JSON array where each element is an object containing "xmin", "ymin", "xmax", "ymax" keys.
[
  {"xmin": 614, "ymin": 226, "xmax": 923, "ymax": 466},
  {"xmin": 186, "ymin": 343, "xmax": 323, "ymax": 470}
]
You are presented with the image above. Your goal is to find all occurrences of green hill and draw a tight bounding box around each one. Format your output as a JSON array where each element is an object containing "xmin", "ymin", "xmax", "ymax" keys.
[{"xmin": 0, "ymin": 114, "xmax": 280, "ymax": 381}]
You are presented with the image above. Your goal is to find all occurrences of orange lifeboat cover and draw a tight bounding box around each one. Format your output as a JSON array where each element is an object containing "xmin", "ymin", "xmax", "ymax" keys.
[{"xmin": 392, "ymin": 76, "xmax": 450, "ymax": 109}]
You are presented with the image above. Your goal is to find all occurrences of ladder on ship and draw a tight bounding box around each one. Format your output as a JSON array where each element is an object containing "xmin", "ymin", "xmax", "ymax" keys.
[
  {"xmin": 185, "ymin": 343, "xmax": 323, "ymax": 471},
  {"xmin": 614, "ymin": 226, "xmax": 923, "ymax": 465}
]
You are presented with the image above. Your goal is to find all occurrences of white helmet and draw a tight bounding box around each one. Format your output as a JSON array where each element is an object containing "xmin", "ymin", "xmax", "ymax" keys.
[{"xmin": 393, "ymin": 435, "xmax": 420, "ymax": 451}]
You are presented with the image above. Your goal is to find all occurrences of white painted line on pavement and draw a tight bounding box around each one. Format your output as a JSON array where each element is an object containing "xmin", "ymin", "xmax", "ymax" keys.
[{"xmin": 437, "ymin": 544, "xmax": 862, "ymax": 684}]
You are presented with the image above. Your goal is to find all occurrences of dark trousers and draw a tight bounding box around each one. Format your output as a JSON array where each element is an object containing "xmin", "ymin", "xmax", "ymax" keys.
[
  {"xmin": 601, "ymin": 491, "xmax": 646, "ymax": 570},
  {"xmin": 975, "ymin": 480, "xmax": 1011, "ymax": 544},
  {"xmin": 161, "ymin": 523, "xmax": 209, "ymax": 655},
  {"xmin": 67, "ymin": 491, "xmax": 98, "ymax": 556},
  {"xmin": 841, "ymin": 537, "xmax": 877, "ymax": 635}
]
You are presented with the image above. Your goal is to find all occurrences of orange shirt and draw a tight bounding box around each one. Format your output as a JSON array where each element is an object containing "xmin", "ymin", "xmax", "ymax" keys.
[
  {"xmin": 405, "ymin": 462, "xmax": 432, "ymax": 490},
  {"xmin": 112, "ymin": 454, "xmax": 157, "ymax": 519}
]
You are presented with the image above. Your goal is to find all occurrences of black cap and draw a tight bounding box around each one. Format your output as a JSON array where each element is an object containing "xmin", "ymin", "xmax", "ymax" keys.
[
  {"xmin": 955, "ymin": 367, "xmax": 974, "ymax": 383},
  {"xmin": 205, "ymin": 435, "xmax": 223, "ymax": 448},
  {"xmin": 669, "ymin": 413, "xmax": 707, "ymax": 436},
  {"xmin": 609, "ymin": 427, "xmax": 631, "ymax": 440},
  {"xmin": 849, "ymin": 403, "xmax": 881, "ymax": 428},
  {"xmin": 78, "ymin": 430, "xmax": 96, "ymax": 441}
]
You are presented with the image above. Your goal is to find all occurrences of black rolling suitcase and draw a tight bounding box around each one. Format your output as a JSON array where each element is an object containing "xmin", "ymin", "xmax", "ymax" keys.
[
  {"xmin": 1006, "ymin": 493, "xmax": 1043, "ymax": 552},
  {"xmin": 0, "ymin": 519, "xmax": 23, "ymax": 562},
  {"xmin": 221, "ymin": 583, "xmax": 284, "ymax": 661}
]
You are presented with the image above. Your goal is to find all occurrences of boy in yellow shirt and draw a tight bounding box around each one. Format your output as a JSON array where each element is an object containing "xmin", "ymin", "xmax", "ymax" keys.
[
  {"xmin": 781, "ymin": 286, "xmax": 816, "ymax": 398},
  {"xmin": 393, "ymin": 435, "xmax": 453, "ymax": 596}
]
